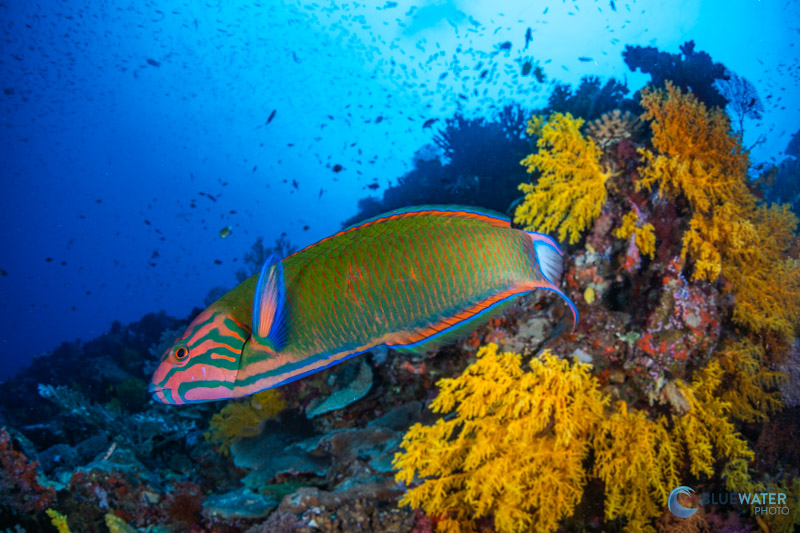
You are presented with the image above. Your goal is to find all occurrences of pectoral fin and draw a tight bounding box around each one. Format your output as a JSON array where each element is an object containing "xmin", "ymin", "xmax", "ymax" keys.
[{"xmin": 252, "ymin": 254, "xmax": 289, "ymax": 352}]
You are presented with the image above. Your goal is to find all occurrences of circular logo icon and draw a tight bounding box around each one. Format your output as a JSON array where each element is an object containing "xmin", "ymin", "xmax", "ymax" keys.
[{"xmin": 668, "ymin": 486, "xmax": 698, "ymax": 518}]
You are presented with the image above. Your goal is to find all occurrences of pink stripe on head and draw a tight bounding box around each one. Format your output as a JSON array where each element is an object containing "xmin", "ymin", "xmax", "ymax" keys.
[{"xmin": 185, "ymin": 385, "xmax": 237, "ymax": 402}]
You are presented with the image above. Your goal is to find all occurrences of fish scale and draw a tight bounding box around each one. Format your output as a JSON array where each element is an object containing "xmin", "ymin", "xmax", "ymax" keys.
[{"xmin": 150, "ymin": 206, "xmax": 577, "ymax": 404}]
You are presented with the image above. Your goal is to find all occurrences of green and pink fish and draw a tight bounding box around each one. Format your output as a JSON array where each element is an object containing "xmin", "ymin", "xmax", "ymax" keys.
[{"xmin": 150, "ymin": 206, "xmax": 577, "ymax": 404}]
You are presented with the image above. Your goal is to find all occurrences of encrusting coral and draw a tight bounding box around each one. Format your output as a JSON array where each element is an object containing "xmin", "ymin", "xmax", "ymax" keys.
[
  {"xmin": 514, "ymin": 112, "xmax": 614, "ymax": 244},
  {"xmin": 393, "ymin": 344, "xmax": 608, "ymax": 533},
  {"xmin": 205, "ymin": 389, "xmax": 287, "ymax": 455}
]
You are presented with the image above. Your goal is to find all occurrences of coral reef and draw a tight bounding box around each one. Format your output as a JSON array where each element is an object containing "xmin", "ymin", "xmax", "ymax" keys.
[
  {"xmin": 0, "ymin": 42, "xmax": 798, "ymax": 533},
  {"xmin": 0, "ymin": 427, "xmax": 55, "ymax": 514}
]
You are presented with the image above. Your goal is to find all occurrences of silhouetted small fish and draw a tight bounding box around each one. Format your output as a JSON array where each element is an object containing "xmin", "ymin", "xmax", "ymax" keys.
[
  {"xmin": 375, "ymin": 116, "xmax": 383, "ymax": 124},
  {"xmin": 146, "ymin": 58, "xmax": 160, "ymax": 67},
  {"xmin": 0, "ymin": 268, "xmax": 6, "ymax": 276},
  {"xmin": 498, "ymin": 41, "xmax": 511, "ymax": 51},
  {"xmin": 610, "ymin": 0, "xmax": 616, "ymax": 11},
  {"xmin": 303, "ymin": 225, "xmax": 310, "ymax": 231},
  {"xmin": 220, "ymin": 226, "xmax": 232, "ymax": 239},
  {"xmin": 199, "ymin": 192, "xmax": 217, "ymax": 202},
  {"xmin": 266, "ymin": 110, "xmax": 276, "ymax": 125},
  {"xmin": 332, "ymin": 164, "xmax": 343, "ymax": 173},
  {"xmin": 292, "ymin": 180, "xmax": 299, "ymax": 189},
  {"xmin": 524, "ymin": 27, "xmax": 533, "ymax": 49},
  {"xmin": 423, "ymin": 118, "xmax": 438, "ymax": 129},
  {"xmin": 578, "ymin": 56, "xmax": 593, "ymax": 62},
  {"xmin": 214, "ymin": 259, "xmax": 222, "ymax": 265},
  {"xmin": 367, "ymin": 182, "xmax": 380, "ymax": 190},
  {"xmin": 480, "ymin": 69, "xmax": 488, "ymax": 78},
  {"xmin": 521, "ymin": 60, "xmax": 532, "ymax": 76}
]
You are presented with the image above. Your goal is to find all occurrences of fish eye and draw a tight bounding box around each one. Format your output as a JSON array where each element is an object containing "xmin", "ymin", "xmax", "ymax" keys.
[{"xmin": 174, "ymin": 346, "xmax": 189, "ymax": 360}]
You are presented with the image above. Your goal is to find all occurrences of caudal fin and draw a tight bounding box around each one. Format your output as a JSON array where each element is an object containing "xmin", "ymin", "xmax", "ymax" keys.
[{"xmin": 525, "ymin": 231, "xmax": 579, "ymax": 328}]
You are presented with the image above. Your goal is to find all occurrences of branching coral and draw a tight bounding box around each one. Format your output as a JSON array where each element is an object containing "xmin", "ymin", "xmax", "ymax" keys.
[
  {"xmin": 393, "ymin": 344, "xmax": 607, "ymax": 533},
  {"xmin": 587, "ymin": 109, "xmax": 641, "ymax": 149},
  {"xmin": 206, "ymin": 389, "xmax": 287, "ymax": 455},
  {"xmin": 514, "ymin": 113, "xmax": 614, "ymax": 244}
]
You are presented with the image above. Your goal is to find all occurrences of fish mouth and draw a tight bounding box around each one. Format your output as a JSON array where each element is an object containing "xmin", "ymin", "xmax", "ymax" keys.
[{"xmin": 148, "ymin": 384, "xmax": 176, "ymax": 404}]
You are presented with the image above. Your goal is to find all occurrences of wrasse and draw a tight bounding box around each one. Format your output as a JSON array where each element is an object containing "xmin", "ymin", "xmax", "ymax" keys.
[{"xmin": 150, "ymin": 206, "xmax": 577, "ymax": 405}]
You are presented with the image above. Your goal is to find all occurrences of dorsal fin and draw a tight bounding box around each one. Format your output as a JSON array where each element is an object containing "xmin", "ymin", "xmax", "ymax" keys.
[
  {"xmin": 343, "ymin": 205, "xmax": 511, "ymax": 231},
  {"xmin": 252, "ymin": 254, "xmax": 289, "ymax": 352},
  {"xmin": 288, "ymin": 205, "xmax": 511, "ymax": 259}
]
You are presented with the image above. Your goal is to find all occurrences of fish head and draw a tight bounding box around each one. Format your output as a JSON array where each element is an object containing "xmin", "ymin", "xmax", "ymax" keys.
[{"xmin": 149, "ymin": 307, "xmax": 250, "ymax": 405}]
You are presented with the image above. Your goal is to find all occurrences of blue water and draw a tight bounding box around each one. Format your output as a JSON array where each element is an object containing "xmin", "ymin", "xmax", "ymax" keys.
[{"xmin": 1, "ymin": 0, "xmax": 798, "ymax": 381}]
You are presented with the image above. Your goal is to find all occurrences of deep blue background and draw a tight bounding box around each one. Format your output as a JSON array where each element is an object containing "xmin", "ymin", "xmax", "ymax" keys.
[{"xmin": 2, "ymin": 0, "xmax": 798, "ymax": 380}]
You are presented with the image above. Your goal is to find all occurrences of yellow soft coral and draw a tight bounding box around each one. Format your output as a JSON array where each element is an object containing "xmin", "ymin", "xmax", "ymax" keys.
[
  {"xmin": 394, "ymin": 344, "xmax": 768, "ymax": 531},
  {"xmin": 393, "ymin": 344, "xmax": 607, "ymax": 533},
  {"xmin": 105, "ymin": 513, "xmax": 137, "ymax": 533},
  {"xmin": 593, "ymin": 361, "xmax": 764, "ymax": 531},
  {"xmin": 724, "ymin": 204, "xmax": 800, "ymax": 341},
  {"xmin": 593, "ymin": 402, "xmax": 680, "ymax": 533},
  {"xmin": 46, "ymin": 509, "xmax": 71, "ymax": 533},
  {"xmin": 514, "ymin": 113, "xmax": 614, "ymax": 244},
  {"xmin": 205, "ymin": 389, "xmax": 286, "ymax": 455},
  {"xmin": 717, "ymin": 338, "xmax": 785, "ymax": 422},
  {"xmin": 614, "ymin": 211, "xmax": 656, "ymax": 259},
  {"xmin": 672, "ymin": 360, "xmax": 760, "ymax": 494}
]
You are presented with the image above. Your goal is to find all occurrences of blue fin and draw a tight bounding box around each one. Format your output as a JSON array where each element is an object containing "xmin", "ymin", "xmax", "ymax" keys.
[
  {"xmin": 252, "ymin": 254, "xmax": 289, "ymax": 352},
  {"xmin": 526, "ymin": 231, "xmax": 579, "ymax": 328}
]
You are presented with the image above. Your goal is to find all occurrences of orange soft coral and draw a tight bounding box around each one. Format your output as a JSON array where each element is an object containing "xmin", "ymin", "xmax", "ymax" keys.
[
  {"xmin": 637, "ymin": 82, "xmax": 800, "ymax": 342},
  {"xmin": 637, "ymin": 81, "xmax": 752, "ymax": 215},
  {"xmin": 514, "ymin": 113, "xmax": 614, "ymax": 244},
  {"xmin": 393, "ymin": 344, "xmax": 607, "ymax": 533}
]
